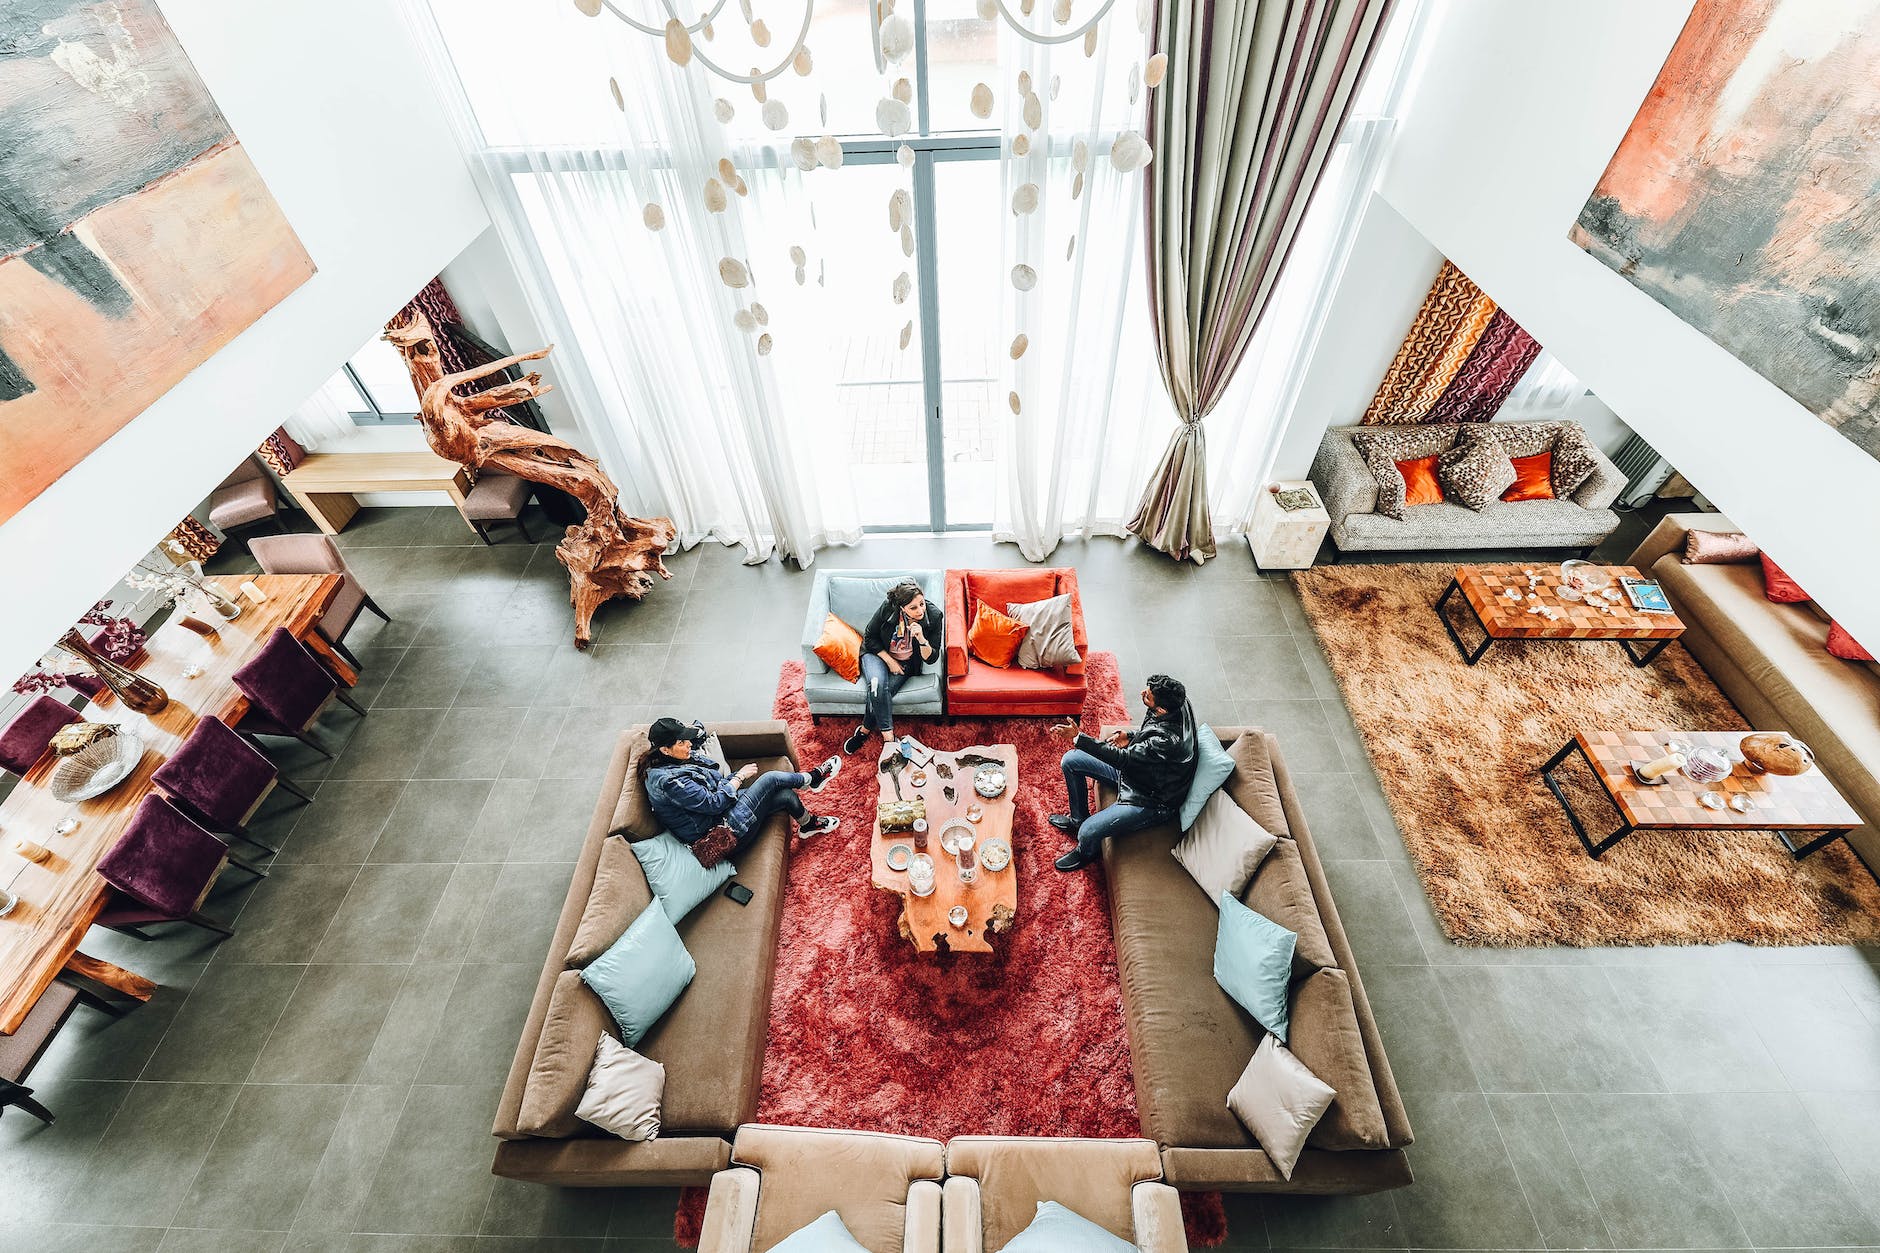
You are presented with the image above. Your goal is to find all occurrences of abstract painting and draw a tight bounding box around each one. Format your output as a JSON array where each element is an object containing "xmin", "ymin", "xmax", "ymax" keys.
[
  {"xmin": 0, "ymin": 0, "xmax": 315, "ymax": 522},
  {"xmin": 1570, "ymin": 0, "xmax": 1880, "ymax": 460}
]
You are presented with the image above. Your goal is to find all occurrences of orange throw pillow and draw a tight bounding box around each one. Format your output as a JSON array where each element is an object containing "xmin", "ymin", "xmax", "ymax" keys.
[
  {"xmin": 1500, "ymin": 452, "xmax": 1556, "ymax": 502},
  {"xmin": 812, "ymin": 612, "xmax": 864, "ymax": 683},
  {"xmin": 966, "ymin": 603, "xmax": 1028, "ymax": 669},
  {"xmin": 1394, "ymin": 455, "xmax": 1445, "ymax": 507},
  {"xmin": 1827, "ymin": 621, "xmax": 1873, "ymax": 661}
]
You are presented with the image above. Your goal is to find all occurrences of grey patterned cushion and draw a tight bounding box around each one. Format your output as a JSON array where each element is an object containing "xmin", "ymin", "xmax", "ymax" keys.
[
  {"xmin": 1548, "ymin": 424, "xmax": 1602, "ymax": 498},
  {"xmin": 1481, "ymin": 422, "xmax": 1560, "ymax": 459},
  {"xmin": 1436, "ymin": 432, "xmax": 1517, "ymax": 511},
  {"xmin": 1350, "ymin": 426, "xmax": 1462, "ymax": 520}
]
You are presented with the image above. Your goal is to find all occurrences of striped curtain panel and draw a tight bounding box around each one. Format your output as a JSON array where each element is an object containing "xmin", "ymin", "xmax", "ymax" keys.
[{"xmin": 1361, "ymin": 261, "xmax": 1541, "ymax": 425}]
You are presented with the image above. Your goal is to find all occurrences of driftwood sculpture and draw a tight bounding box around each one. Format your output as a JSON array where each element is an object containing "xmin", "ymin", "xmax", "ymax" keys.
[{"xmin": 385, "ymin": 309, "xmax": 675, "ymax": 648}]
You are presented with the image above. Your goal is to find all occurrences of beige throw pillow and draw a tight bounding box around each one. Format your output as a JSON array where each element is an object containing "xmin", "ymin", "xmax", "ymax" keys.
[
  {"xmin": 576, "ymin": 1033, "xmax": 664, "ymax": 1141},
  {"xmin": 1173, "ymin": 790, "xmax": 1279, "ymax": 901},
  {"xmin": 1006, "ymin": 595, "xmax": 1080, "ymax": 669},
  {"xmin": 1227, "ymin": 1034, "xmax": 1336, "ymax": 1180}
]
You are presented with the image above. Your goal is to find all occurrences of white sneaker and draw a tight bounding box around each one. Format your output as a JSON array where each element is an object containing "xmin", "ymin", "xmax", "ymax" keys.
[
  {"xmin": 807, "ymin": 755, "xmax": 842, "ymax": 792},
  {"xmin": 798, "ymin": 815, "xmax": 840, "ymax": 838}
]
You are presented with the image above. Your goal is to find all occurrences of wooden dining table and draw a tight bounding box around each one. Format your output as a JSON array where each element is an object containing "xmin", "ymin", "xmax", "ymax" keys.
[{"xmin": 0, "ymin": 574, "xmax": 357, "ymax": 1035}]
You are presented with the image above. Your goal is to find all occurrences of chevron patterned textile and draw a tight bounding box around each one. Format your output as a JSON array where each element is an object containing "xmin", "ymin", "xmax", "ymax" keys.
[
  {"xmin": 1428, "ymin": 310, "xmax": 1543, "ymax": 422},
  {"xmin": 1362, "ymin": 261, "xmax": 1539, "ymax": 425}
]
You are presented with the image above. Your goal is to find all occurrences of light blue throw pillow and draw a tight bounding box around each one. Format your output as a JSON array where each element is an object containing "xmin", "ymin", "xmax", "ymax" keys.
[
  {"xmin": 769, "ymin": 1210, "xmax": 871, "ymax": 1253},
  {"xmin": 828, "ymin": 576, "xmax": 904, "ymax": 634},
  {"xmin": 1214, "ymin": 890, "xmax": 1297, "ymax": 1042},
  {"xmin": 1180, "ymin": 724, "xmax": 1235, "ymax": 830},
  {"xmin": 631, "ymin": 833, "xmax": 734, "ymax": 923},
  {"xmin": 580, "ymin": 899, "xmax": 695, "ymax": 1047},
  {"xmin": 1002, "ymin": 1202, "xmax": 1137, "ymax": 1253}
]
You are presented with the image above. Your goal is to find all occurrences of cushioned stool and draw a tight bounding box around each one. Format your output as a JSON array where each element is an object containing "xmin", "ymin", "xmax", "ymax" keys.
[{"xmin": 459, "ymin": 472, "xmax": 534, "ymax": 544}]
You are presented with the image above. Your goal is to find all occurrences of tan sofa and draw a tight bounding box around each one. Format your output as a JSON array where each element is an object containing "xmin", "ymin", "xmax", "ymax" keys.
[
  {"xmin": 1099, "ymin": 729, "xmax": 1414, "ymax": 1193},
  {"xmin": 943, "ymin": 1137, "xmax": 1184, "ymax": 1253},
  {"xmin": 491, "ymin": 721, "xmax": 799, "ymax": 1185},
  {"xmin": 1630, "ymin": 514, "xmax": 1880, "ymax": 869},
  {"xmin": 700, "ymin": 1125, "xmax": 943, "ymax": 1253}
]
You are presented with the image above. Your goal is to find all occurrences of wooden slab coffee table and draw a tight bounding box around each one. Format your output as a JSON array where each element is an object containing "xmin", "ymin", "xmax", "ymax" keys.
[
  {"xmin": 870, "ymin": 743, "xmax": 1019, "ymax": 954},
  {"xmin": 1437, "ymin": 563, "xmax": 1683, "ymax": 666},
  {"xmin": 1540, "ymin": 729, "xmax": 1861, "ymax": 859}
]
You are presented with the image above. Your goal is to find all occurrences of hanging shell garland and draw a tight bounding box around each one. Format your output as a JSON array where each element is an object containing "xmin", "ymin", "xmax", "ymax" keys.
[
  {"xmin": 757, "ymin": 333, "xmax": 774, "ymax": 356},
  {"xmin": 888, "ymin": 188, "xmax": 912, "ymax": 231},
  {"xmin": 1023, "ymin": 92, "xmax": 1043, "ymax": 130},
  {"xmin": 704, "ymin": 177, "xmax": 729, "ymax": 212},
  {"xmin": 899, "ymin": 321, "xmax": 914, "ymax": 350},
  {"xmin": 734, "ymin": 309, "xmax": 758, "ymax": 332},
  {"xmin": 1110, "ymin": 130, "xmax": 1152, "ymax": 172},
  {"xmin": 761, "ymin": 99, "xmax": 789, "ymax": 130},
  {"xmin": 609, "ymin": 78, "xmax": 624, "ymax": 110},
  {"xmin": 880, "ymin": 14, "xmax": 915, "ymax": 63},
  {"xmin": 664, "ymin": 18, "xmax": 694, "ymax": 65},
  {"xmin": 1083, "ymin": 27, "xmax": 1098, "ymax": 56},
  {"xmin": 793, "ymin": 47, "xmax": 814, "ymax": 75},
  {"xmin": 1011, "ymin": 264, "xmax": 1037, "ymax": 291},
  {"xmin": 794, "ymin": 265, "xmax": 808, "ymax": 285},
  {"xmin": 642, "ymin": 202, "xmax": 666, "ymax": 231},
  {"xmin": 1012, "ymin": 134, "xmax": 1030, "ymax": 157},
  {"xmin": 718, "ymin": 157, "xmax": 738, "ymax": 183},
  {"xmin": 732, "ymin": 174, "xmax": 749, "ymax": 197},
  {"xmin": 1009, "ymin": 391, "xmax": 1022, "ymax": 414},
  {"xmin": 790, "ymin": 137, "xmax": 819, "ymax": 171},
  {"xmin": 876, "ymin": 96, "xmax": 913, "ymax": 137},
  {"xmin": 750, "ymin": 18, "xmax": 771, "ymax": 46},
  {"xmin": 815, "ymin": 135, "xmax": 845, "ymax": 168},
  {"xmin": 751, "ymin": 71, "xmax": 767, "ymax": 103},
  {"xmin": 1071, "ymin": 170, "xmax": 1085, "ymax": 199},
  {"xmin": 970, "ymin": 83, "xmax": 994, "ymax": 119},
  {"xmin": 719, "ymin": 257, "xmax": 751, "ymax": 288},
  {"xmin": 1012, "ymin": 182, "xmax": 1039, "ymax": 215},
  {"xmin": 892, "ymin": 271, "xmax": 912, "ymax": 304},
  {"xmin": 900, "ymin": 224, "xmax": 915, "ymax": 256},
  {"xmin": 1072, "ymin": 138, "xmax": 1089, "ymax": 171},
  {"xmin": 1145, "ymin": 52, "xmax": 1169, "ymax": 87},
  {"xmin": 714, "ymin": 98, "xmax": 736, "ymax": 123},
  {"xmin": 1010, "ymin": 333, "xmax": 1029, "ymax": 359},
  {"xmin": 1053, "ymin": 0, "xmax": 1071, "ymax": 23},
  {"xmin": 893, "ymin": 77, "xmax": 913, "ymax": 104},
  {"xmin": 897, "ymin": 143, "xmax": 916, "ymax": 169},
  {"xmin": 753, "ymin": 302, "xmax": 769, "ymax": 325},
  {"xmin": 574, "ymin": 0, "xmax": 602, "ymax": 15},
  {"xmin": 790, "ymin": 244, "xmax": 808, "ymax": 266},
  {"xmin": 1018, "ymin": 70, "xmax": 1032, "ymax": 95}
]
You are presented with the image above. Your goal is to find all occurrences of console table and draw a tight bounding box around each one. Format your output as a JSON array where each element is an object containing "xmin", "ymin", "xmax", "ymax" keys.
[{"xmin": 282, "ymin": 451, "xmax": 474, "ymax": 535}]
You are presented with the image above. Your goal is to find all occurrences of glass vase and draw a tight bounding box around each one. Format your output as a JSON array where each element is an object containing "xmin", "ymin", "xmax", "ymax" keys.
[{"xmin": 57, "ymin": 629, "xmax": 168, "ymax": 714}]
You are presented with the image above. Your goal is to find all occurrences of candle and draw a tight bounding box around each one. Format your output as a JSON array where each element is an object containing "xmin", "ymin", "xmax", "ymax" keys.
[
  {"xmin": 1637, "ymin": 752, "xmax": 1686, "ymax": 782},
  {"xmin": 239, "ymin": 580, "xmax": 268, "ymax": 604},
  {"xmin": 13, "ymin": 838, "xmax": 50, "ymax": 864}
]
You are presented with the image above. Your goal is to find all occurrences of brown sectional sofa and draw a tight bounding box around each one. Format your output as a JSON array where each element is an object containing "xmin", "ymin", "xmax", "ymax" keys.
[
  {"xmin": 1630, "ymin": 514, "xmax": 1880, "ymax": 870},
  {"xmin": 1100, "ymin": 728, "xmax": 1415, "ymax": 1193},
  {"xmin": 491, "ymin": 721, "xmax": 799, "ymax": 1186}
]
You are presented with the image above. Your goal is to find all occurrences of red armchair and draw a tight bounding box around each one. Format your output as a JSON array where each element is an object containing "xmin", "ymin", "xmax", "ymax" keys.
[{"xmin": 944, "ymin": 568, "xmax": 1088, "ymax": 717}]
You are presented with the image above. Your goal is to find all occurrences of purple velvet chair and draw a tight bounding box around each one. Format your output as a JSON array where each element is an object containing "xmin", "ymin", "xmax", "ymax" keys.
[
  {"xmin": 95, "ymin": 795, "xmax": 266, "ymax": 941},
  {"xmin": 230, "ymin": 628, "xmax": 367, "ymax": 760},
  {"xmin": 248, "ymin": 533, "xmax": 390, "ymax": 671},
  {"xmin": 0, "ymin": 695, "xmax": 82, "ymax": 777},
  {"xmin": 152, "ymin": 716, "xmax": 311, "ymax": 855}
]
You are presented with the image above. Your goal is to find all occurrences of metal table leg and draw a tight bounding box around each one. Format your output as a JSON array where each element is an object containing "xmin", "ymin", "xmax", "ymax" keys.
[
  {"xmin": 1435, "ymin": 578, "xmax": 1495, "ymax": 665},
  {"xmin": 1619, "ymin": 637, "xmax": 1674, "ymax": 667},
  {"xmin": 1540, "ymin": 738, "xmax": 1635, "ymax": 858},
  {"xmin": 1778, "ymin": 828, "xmax": 1849, "ymax": 859}
]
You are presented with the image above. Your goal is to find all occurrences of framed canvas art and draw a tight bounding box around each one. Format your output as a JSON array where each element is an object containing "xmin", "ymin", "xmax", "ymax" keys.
[
  {"xmin": 0, "ymin": 0, "xmax": 315, "ymax": 523},
  {"xmin": 1570, "ymin": 0, "xmax": 1880, "ymax": 461}
]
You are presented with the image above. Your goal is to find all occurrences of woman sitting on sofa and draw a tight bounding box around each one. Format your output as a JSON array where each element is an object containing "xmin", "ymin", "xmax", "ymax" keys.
[
  {"xmin": 642, "ymin": 717, "xmax": 842, "ymax": 851},
  {"xmin": 842, "ymin": 579, "xmax": 945, "ymax": 756}
]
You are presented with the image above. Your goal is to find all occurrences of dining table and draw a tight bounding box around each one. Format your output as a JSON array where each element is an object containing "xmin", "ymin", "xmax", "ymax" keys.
[{"xmin": 0, "ymin": 573, "xmax": 356, "ymax": 1035}]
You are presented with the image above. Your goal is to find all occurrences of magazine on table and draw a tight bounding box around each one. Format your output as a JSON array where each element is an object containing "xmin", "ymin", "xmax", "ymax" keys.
[{"xmin": 1620, "ymin": 577, "xmax": 1673, "ymax": 614}]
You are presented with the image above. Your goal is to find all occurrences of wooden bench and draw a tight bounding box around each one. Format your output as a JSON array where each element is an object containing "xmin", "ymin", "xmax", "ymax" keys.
[{"xmin": 281, "ymin": 451, "xmax": 474, "ymax": 535}]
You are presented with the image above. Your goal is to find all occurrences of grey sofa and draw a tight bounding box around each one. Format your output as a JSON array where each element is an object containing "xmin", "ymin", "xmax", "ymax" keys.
[
  {"xmin": 800, "ymin": 568, "xmax": 945, "ymax": 719},
  {"xmin": 1310, "ymin": 421, "xmax": 1623, "ymax": 555}
]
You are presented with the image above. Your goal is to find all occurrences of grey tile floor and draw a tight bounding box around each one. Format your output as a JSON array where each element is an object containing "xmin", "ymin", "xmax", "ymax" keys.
[{"xmin": 4, "ymin": 504, "xmax": 1879, "ymax": 1252}]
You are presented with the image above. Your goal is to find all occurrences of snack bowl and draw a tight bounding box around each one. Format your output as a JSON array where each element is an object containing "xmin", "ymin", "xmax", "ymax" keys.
[
  {"xmin": 50, "ymin": 731, "xmax": 144, "ymax": 804},
  {"xmin": 973, "ymin": 764, "xmax": 1007, "ymax": 798},
  {"xmin": 947, "ymin": 905, "xmax": 968, "ymax": 928},
  {"xmin": 979, "ymin": 837, "xmax": 1012, "ymax": 872}
]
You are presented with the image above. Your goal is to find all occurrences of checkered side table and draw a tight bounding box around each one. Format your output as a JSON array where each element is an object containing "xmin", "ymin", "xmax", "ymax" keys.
[{"xmin": 1248, "ymin": 481, "xmax": 1329, "ymax": 570}]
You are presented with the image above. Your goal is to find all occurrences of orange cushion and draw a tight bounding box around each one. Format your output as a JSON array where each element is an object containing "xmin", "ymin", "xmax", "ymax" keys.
[
  {"xmin": 1394, "ymin": 455, "xmax": 1444, "ymax": 507},
  {"xmin": 1827, "ymin": 621, "xmax": 1873, "ymax": 661},
  {"xmin": 1760, "ymin": 554, "xmax": 1810, "ymax": 604},
  {"xmin": 965, "ymin": 569, "xmax": 1060, "ymax": 618},
  {"xmin": 965, "ymin": 603, "xmax": 1028, "ymax": 668},
  {"xmin": 812, "ymin": 612, "xmax": 864, "ymax": 683},
  {"xmin": 1500, "ymin": 452, "xmax": 1555, "ymax": 502}
]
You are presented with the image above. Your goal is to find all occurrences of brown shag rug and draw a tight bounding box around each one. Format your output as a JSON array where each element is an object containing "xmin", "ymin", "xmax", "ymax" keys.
[{"xmin": 1291, "ymin": 562, "xmax": 1880, "ymax": 947}]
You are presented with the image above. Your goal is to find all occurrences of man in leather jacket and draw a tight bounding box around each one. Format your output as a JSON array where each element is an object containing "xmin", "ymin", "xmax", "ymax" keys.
[{"xmin": 1047, "ymin": 674, "xmax": 1198, "ymax": 872}]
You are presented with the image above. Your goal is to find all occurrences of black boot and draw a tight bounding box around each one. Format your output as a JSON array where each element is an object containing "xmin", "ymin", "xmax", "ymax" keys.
[
  {"xmin": 1047, "ymin": 813, "xmax": 1081, "ymax": 835},
  {"xmin": 842, "ymin": 725, "xmax": 869, "ymax": 755},
  {"xmin": 1054, "ymin": 848, "xmax": 1095, "ymax": 872}
]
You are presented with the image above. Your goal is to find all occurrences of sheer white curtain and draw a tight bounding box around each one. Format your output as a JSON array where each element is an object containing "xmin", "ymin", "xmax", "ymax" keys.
[
  {"xmin": 407, "ymin": 0, "xmax": 860, "ymax": 564},
  {"xmin": 1499, "ymin": 348, "xmax": 1585, "ymax": 420},
  {"xmin": 282, "ymin": 381, "xmax": 357, "ymax": 450}
]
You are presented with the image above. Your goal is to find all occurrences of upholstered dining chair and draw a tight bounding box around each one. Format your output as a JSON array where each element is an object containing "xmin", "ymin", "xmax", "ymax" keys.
[
  {"xmin": 152, "ymin": 715, "xmax": 311, "ymax": 855},
  {"xmin": 207, "ymin": 456, "xmax": 286, "ymax": 538},
  {"xmin": 248, "ymin": 532, "xmax": 390, "ymax": 669},
  {"xmin": 0, "ymin": 694, "xmax": 82, "ymax": 778},
  {"xmin": 1, "ymin": 974, "xmax": 129, "ymax": 1125},
  {"xmin": 95, "ymin": 795, "xmax": 267, "ymax": 941},
  {"xmin": 230, "ymin": 628, "xmax": 367, "ymax": 760},
  {"xmin": 458, "ymin": 471, "xmax": 535, "ymax": 544}
]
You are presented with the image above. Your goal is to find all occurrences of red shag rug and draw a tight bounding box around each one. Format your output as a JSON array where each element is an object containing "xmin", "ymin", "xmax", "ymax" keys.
[{"xmin": 672, "ymin": 651, "xmax": 1227, "ymax": 1247}]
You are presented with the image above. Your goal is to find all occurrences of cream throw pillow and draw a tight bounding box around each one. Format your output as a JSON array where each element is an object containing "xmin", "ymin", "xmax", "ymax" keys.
[
  {"xmin": 1173, "ymin": 790, "xmax": 1279, "ymax": 901},
  {"xmin": 1006, "ymin": 594, "xmax": 1079, "ymax": 669},
  {"xmin": 576, "ymin": 1034, "xmax": 664, "ymax": 1141},
  {"xmin": 1227, "ymin": 1034, "xmax": 1335, "ymax": 1180}
]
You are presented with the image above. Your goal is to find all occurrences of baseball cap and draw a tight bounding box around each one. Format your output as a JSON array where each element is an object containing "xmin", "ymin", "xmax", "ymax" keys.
[{"xmin": 648, "ymin": 716, "xmax": 705, "ymax": 749}]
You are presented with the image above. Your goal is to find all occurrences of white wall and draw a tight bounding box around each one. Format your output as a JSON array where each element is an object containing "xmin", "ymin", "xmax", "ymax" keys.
[
  {"xmin": 1376, "ymin": 0, "xmax": 1880, "ymax": 640},
  {"xmin": 0, "ymin": 0, "xmax": 490, "ymax": 682}
]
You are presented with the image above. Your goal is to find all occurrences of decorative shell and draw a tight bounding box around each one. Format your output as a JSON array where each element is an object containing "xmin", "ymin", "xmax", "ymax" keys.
[
  {"xmin": 970, "ymin": 82, "xmax": 994, "ymax": 119},
  {"xmin": 880, "ymin": 13, "xmax": 915, "ymax": 63},
  {"xmin": 1009, "ymin": 333, "xmax": 1029, "ymax": 359},
  {"xmin": 1011, "ymin": 263, "xmax": 1037, "ymax": 291},
  {"xmin": 718, "ymin": 157, "xmax": 737, "ymax": 183},
  {"xmin": 1018, "ymin": 70, "xmax": 1032, "ymax": 96},
  {"xmin": 888, "ymin": 187, "xmax": 912, "ymax": 231},
  {"xmin": 719, "ymin": 257, "xmax": 750, "ymax": 288},
  {"xmin": 734, "ymin": 309, "xmax": 758, "ymax": 332},
  {"xmin": 892, "ymin": 271, "xmax": 912, "ymax": 304},
  {"xmin": 815, "ymin": 135, "xmax": 845, "ymax": 168},
  {"xmin": 876, "ymin": 96, "xmax": 913, "ymax": 137},
  {"xmin": 1145, "ymin": 52, "xmax": 1169, "ymax": 87},
  {"xmin": 794, "ymin": 265, "xmax": 807, "ymax": 285},
  {"xmin": 900, "ymin": 223, "xmax": 915, "ymax": 256},
  {"xmin": 1020, "ymin": 0, "xmax": 1035, "ymax": 12},
  {"xmin": 1136, "ymin": 0, "xmax": 1151, "ymax": 31},
  {"xmin": 609, "ymin": 77, "xmax": 624, "ymax": 110},
  {"xmin": 702, "ymin": 20, "xmax": 715, "ymax": 39},
  {"xmin": 704, "ymin": 177, "xmax": 728, "ymax": 212},
  {"xmin": 1083, "ymin": 27, "xmax": 1098, "ymax": 56},
  {"xmin": 1066, "ymin": 234, "xmax": 1076, "ymax": 259},
  {"xmin": 573, "ymin": 0, "xmax": 602, "ymax": 15},
  {"xmin": 1071, "ymin": 171, "xmax": 1084, "ymax": 199},
  {"xmin": 1110, "ymin": 129, "xmax": 1152, "ymax": 171},
  {"xmin": 714, "ymin": 97, "xmax": 736, "ymax": 123},
  {"xmin": 1023, "ymin": 92, "xmax": 1042, "ymax": 130},
  {"xmin": 757, "ymin": 333, "xmax": 773, "ymax": 356},
  {"xmin": 1050, "ymin": 74, "xmax": 1061, "ymax": 100},
  {"xmin": 793, "ymin": 47, "xmax": 814, "ymax": 76},
  {"xmin": 897, "ymin": 143, "xmax": 916, "ymax": 169},
  {"xmin": 899, "ymin": 321, "xmax": 913, "ymax": 350},
  {"xmin": 1011, "ymin": 182, "xmax": 1039, "ymax": 215},
  {"xmin": 1069, "ymin": 140, "xmax": 1087, "ymax": 173},
  {"xmin": 1128, "ymin": 62, "xmax": 1141, "ymax": 103},
  {"xmin": 976, "ymin": 0, "xmax": 997, "ymax": 17},
  {"xmin": 1009, "ymin": 391, "xmax": 1022, "ymax": 414},
  {"xmin": 750, "ymin": 18, "xmax": 770, "ymax": 46},
  {"xmin": 664, "ymin": 18, "xmax": 693, "ymax": 65},
  {"xmin": 642, "ymin": 202, "xmax": 666, "ymax": 230},
  {"xmin": 789, "ymin": 244, "xmax": 808, "ymax": 265},
  {"xmin": 1011, "ymin": 133, "xmax": 1030, "ymax": 157},
  {"xmin": 1053, "ymin": 0, "xmax": 1071, "ymax": 23},
  {"xmin": 893, "ymin": 77, "xmax": 913, "ymax": 104},
  {"xmin": 751, "ymin": 72, "xmax": 767, "ymax": 103},
  {"xmin": 761, "ymin": 99, "xmax": 789, "ymax": 130},
  {"xmin": 790, "ymin": 137, "xmax": 819, "ymax": 171},
  {"xmin": 732, "ymin": 174, "xmax": 749, "ymax": 196},
  {"xmin": 752, "ymin": 302, "xmax": 769, "ymax": 325}
]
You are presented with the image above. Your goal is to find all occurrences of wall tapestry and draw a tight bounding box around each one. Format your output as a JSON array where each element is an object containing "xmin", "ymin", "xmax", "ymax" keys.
[
  {"xmin": 0, "ymin": 0, "xmax": 315, "ymax": 523},
  {"xmin": 1570, "ymin": 0, "xmax": 1880, "ymax": 459},
  {"xmin": 1362, "ymin": 260, "xmax": 1541, "ymax": 425}
]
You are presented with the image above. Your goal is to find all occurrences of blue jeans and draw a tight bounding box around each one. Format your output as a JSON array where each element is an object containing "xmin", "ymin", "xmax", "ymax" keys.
[
  {"xmin": 859, "ymin": 653, "xmax": 908, "ymax": 736},
  {"xmin": 1061, "ymin": 749, "xmax": 1175, "ymax": 859},
  {"xmin": 726, "ymin": 770, "xmax": 808, "ymax": 851}
]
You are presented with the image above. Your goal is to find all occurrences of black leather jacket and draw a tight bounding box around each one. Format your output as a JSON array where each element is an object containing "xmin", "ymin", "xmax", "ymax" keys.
[{"xmin": 1073, "ymin": 703, "xmax": 1198, "ymax": 809}]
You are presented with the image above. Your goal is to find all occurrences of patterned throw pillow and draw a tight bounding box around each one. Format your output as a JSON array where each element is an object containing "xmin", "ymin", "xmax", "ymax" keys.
[
  {"xmin": 1350, "ymin": 426, "xmax": 1461, "ymax": 520},
  {"xmin": 1483, "ymin": 422, "xmax": 1560, "ymax": 459},
  {"xmin": 1548, "ymin": 424, "xmax": 1602, "ymax": 498},
  {"xmin": 1436, "ymin": 430, "xmax": 1517, "ymax": 511}
]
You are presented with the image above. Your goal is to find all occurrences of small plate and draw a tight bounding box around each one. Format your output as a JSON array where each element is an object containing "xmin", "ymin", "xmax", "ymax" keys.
[
  {"xmin": 885, "ymin": 843, "xmax": 913, "ymax": 871},
  {"xmin": 980, "ymin": 838, "xmax": 1012, "ymax": 872},
  {"xmin": 1728, "ymin": 794, "xmax": 1756, "ymax": 813},
  {"xmin": 50, "ymin": 731, "xmax": 144, "ymax": 804},
  {"xmin": 948, "ymin": 905, "xmax": 968, "ymax": 928}
]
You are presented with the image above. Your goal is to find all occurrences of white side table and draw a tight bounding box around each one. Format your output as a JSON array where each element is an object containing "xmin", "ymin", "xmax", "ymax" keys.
[{"xmin": 1248, "ymin": 481, "xmax": 1330, "ymax": 570}]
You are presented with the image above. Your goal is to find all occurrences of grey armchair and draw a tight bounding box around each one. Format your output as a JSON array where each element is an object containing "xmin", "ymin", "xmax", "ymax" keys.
[{"xmin": 801, "ymin": 568, "xmax": 945, "ymax": 719}]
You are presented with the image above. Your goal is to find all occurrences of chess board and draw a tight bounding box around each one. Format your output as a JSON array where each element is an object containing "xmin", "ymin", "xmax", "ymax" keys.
[
  {"xmin": 1457, "ymin": 564, "xmax": 1684, "ymax": 641},
  {"xmin": 1576, "ymin": 730, "xmax": 1860, "ymax": 831}
]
